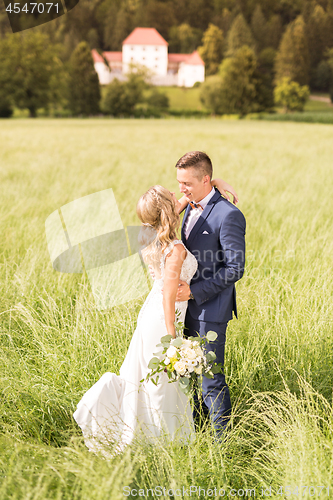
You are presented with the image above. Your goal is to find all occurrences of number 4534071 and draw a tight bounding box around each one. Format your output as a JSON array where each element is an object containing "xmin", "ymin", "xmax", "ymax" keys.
[{"xmin": 6, "ymin": 3, "xmax": 60, "ymax": 14}]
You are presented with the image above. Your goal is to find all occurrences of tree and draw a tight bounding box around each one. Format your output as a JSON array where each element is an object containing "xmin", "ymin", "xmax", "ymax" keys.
[
  {"xmin": 199, "ymin": 75, "xmax": 225, "ymax": 114},
  {"xmin": 325, "ymin": 12, "xmax": 333, "ymax": 50},
  {"xmin": 226, "ymin": 14, "xmax": 256, "ymax": 56},
  {"xmin": 0, "ymin": 36, "xmax": 16, "ymax": 117},
  {"xmin": 101, "ymin": 78, "xmax": 134, "ymax": 116},
  {"xmin": 219, "ymin": 46, "xmax": 261, "ymax": 115},
  {"xmin": 265, "ymin": 14, "xmax": 283, "ymax": 50},
  {"xmin": 274, "ymin": 77, "xmax": 310, "ymax": 112},
  {"xmin": 306, "ymin": 5, "xmax": 327, "ymax": 71},
  {"xmin": 255, "ymin": 48, "xmax": 276, "ymax": 110},
  {"xmin": 109, "ymin": 7, "xmax": 133, "ymax": 51},
  {"xmin": 275, "ymin": 15, "xmax": 310, "ymax": 86},
  {"xmin": 168, "ymin": 23, "xmax": 201, "ymax": 53},
  {"xmin": 198, "ymin": 24, "xmax": 224, "ymax": 76},
  {"xmin": 327, "ymin": 48, "xmax": 333, "ymax": 102},
  {"xmin": 101, "ymin": 70, "xmax": 149, "ymax": 116},
  {"xmin": 312, "ymin": 60, "xmax": 331, "ymax": 91},
  {"xmin": 3, "ymin": 32, "xmax": 60, "ymax": 117},
  {"xmin": 251, "ymin": 5, "xmax": 267, "ymax": 53},
  {"xmin": 200, "ymin": 46, "xmax": 273, "ymax": 116},
  {"xmin": 68, "ymin": 41, "xmax": 100, "ymax": 116}
]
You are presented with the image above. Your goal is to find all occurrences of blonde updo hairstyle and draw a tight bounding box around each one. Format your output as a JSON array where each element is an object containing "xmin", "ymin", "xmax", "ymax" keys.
[{"xmin": 136, "ymin": 185, "xmax": 180, "ymax": 266}]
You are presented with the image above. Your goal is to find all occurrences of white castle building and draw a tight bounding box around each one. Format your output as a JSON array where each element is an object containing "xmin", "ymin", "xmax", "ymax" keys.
[{"xmin": 92, "ymin": 27, "xmax": 205, "ymax": 88}]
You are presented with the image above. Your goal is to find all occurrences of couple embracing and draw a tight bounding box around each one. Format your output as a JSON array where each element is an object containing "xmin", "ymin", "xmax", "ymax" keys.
[{"xmin": 74, "ymin": 151, "xmax": 246, "ymax": 455}]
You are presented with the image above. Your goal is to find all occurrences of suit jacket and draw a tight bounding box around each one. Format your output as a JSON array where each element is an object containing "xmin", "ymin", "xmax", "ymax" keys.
[{"xmin": 181, "ymin": 189, "xmax": 246, "ymax": 324}]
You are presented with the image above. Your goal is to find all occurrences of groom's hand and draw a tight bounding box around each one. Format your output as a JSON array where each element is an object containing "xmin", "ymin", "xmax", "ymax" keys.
[{"xmin": 176, "ymin": 280, "xmax": 191, "ymax": 301}]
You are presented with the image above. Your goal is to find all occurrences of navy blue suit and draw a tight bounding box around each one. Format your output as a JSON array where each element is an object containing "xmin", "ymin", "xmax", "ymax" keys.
[{"xmin": 181, "ymin": 189, "xmax": 246, "ymax": 438}]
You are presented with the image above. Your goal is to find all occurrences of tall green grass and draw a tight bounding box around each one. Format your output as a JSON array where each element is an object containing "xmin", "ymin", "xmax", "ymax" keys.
[{"xmin": 0, "ymin": 119, "xmax": 332, "ymax": 499}]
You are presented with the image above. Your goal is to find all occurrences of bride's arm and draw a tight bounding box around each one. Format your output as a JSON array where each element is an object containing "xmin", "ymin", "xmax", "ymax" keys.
[
  {"xmin": 170, "ymin": 192, "xmax": 189, "ymax": 215},
  {"xmin": 211, "ymin": 179, "xmax": 239, "ymax": 205},
  {"xmin": 163, "ymin": 244, "xmax": 186, "ymax": 338}
]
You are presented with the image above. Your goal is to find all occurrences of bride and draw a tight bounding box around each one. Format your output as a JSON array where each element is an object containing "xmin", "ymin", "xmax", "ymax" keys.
[{"xmin": 73, "ymin": 180, "xmax": 237, "ymax": 456}]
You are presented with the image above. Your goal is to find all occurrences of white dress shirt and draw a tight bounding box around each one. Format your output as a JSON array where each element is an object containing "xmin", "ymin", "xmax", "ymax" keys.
[{"xmin": 184, "ymin": 187, "xmax": 215, "ymax": 239}]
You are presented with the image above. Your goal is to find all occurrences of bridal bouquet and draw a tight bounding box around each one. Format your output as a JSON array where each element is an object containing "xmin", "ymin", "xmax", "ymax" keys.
[{"xmin": 141, "ymin": 327, "xmax": 222, "ymax": 395}]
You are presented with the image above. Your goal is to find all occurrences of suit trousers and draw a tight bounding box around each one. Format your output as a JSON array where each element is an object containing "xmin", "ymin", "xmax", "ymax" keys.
[{"xmin": 184, "ymin": 310, "xmax": 231, "ymax": 440}]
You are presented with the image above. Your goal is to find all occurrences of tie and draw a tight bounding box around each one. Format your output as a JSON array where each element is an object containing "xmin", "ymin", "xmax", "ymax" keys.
[{"xmin": 189, "ymin": 201, "xmax": 203, "ymax": 211}]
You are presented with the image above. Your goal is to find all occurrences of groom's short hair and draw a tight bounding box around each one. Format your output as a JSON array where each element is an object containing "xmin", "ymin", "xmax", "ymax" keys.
[{"xmin": 175, "ymin": 151, "xmax": 213, "ymax": 179}]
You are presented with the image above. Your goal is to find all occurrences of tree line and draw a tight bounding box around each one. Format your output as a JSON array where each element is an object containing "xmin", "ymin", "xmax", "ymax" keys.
[{"xmin": 1, "ymin": 0, "xmax": 333, "ymax": 116}]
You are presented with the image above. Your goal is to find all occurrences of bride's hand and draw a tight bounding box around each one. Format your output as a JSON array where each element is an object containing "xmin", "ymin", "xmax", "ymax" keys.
[{"xmin": 211, "ymin": 179, "xmax": 239, "ymax": 205}]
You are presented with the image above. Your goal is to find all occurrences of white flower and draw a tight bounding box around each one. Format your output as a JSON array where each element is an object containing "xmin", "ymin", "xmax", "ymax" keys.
[
  {"xmin": 181, "ymin": 339, "xmax": 192, "ymax": 349},
  {"xmin": 174, "ymin": 360, "xmax": 186, "ymax": 376},
  {"xmin": 194, "ymin": 346, "xmax": 204, "ymax": 357},
  {"xmin": 166, "ymin": 346, "xmax": 177, "ymax": 358},
  {"xmin": 164, "ymin": 357, "xmax": 170, "ymax": 365},
  {"xmin": 194, "ymin": 365, "xmax": 203, "ymax": 375},
  {"xmin": 182, "ymin": 348, "xmax": 197, "ymax": 360}
]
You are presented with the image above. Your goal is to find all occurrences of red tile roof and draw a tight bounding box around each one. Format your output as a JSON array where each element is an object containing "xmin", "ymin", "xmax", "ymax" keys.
[
  {"xmin": 92, "ymin": 48, "xmax": 204, "ymax": 67},
  {"xmin": 185, "ymin": 50, "xmax": 204, "ymax": 65},
  {"xmin": 168, "ymin": 51, "xmax": 204, "ymax": 66},
  {"xmin": 168, "ymin": 53, "xmax": 188, "ymax": 63},
  {"xmin": 104, "ymin": 51, "xmax": 122, "ymax": 62},
  {"xmin": 91, "ymin": 49, "xmax": 104, "ymax": 63},
  {"xmin": 92, "ymin": 50, "xmax": 122, "ymax": 63},
  {"xmin": 123, "ymin": 28, "xmax": 168, "ymax": 46}
]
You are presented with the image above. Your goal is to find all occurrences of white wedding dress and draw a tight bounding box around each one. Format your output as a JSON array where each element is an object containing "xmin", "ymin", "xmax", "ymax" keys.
[{"xmin": 73, "ymin": 239, "xmax": 198, "ymax": 456}]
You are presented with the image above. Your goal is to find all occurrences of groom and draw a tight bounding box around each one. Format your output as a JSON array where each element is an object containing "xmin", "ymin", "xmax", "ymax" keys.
[{"xmin": 175, "ymin": 151, "xmax": 246, "ymax": 440}]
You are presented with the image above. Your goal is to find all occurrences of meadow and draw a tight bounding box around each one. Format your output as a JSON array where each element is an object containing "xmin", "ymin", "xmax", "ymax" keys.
[{"xmin": 0, "ymin": 118, "xmax": 333, "ymax": 499}]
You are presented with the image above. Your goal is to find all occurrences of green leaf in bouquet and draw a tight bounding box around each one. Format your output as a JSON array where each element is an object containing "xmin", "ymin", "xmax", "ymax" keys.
[
  {"xmin": 171, "ymin": 337, "xmax": 183, "ymax": 347},
  {"xmin": 179, "ymin": 377, "xmax": 191, "ymax": 395},
  {"xmin": 153, "ymin": 350, "xmax": 164, "ymax": 357},
  {"xmin": 179, "ymin": 377, "xmax": 189, "ymax": 388},
  {"xmin": 205, "ymin": 371, "xmax": 214, "ymax": 379},
  {"xmin": 206, "ymin": 331, "xmax": 218, "ymax": 342},
  {"xmin": 211, "ymin": 363, "xmax": 223, "ymax": 374},
  {"xmin": 161, "ymin": 335, "xmax": 173, "ymax": 343},
  {"xmin": 148, "ymin": 357, "xmax": 160, "ymax": 369},
  {"xmin": 206, "ymin": 351, "xmax": 216, "ymax": 362},
  {"xmin": 187, "ymin": 336, "xmax": 200, "ymax": 342}
]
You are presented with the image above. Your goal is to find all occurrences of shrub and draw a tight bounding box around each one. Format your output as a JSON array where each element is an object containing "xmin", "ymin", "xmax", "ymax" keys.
[
  {"xmin": 312, "ymin": 61, "xmax": 331, "ymax": 91},
  {"xmin": 199, "ymin": 75, "xmax": 224, "ymax": 114},
  {"xmin": 101, "ymin": 79, "xmax": 134, "ymax": 116},
  {"xmin": 101, "ymin": 73, "xmax": 149, "ymax": 116},
  {"xmin": 146, "ymin": 89, "xmax": 169, "ymax": 110},
  {"xmin": 274, "ymin": 77, "xmax": 310, "ymax": 112},
  {"xmin": 0, "ymin": 94, "xmax": 13, "ymax": 118}
]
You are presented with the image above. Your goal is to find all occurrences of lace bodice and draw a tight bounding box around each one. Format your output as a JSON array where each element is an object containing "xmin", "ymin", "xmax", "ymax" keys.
[
  {"xmin": 138, "ymin": 240, "xmax": 198, "ymax": 338},
  {"xmin": 159, "ymin": 239, "xmax": 198, "ymax": 284}
]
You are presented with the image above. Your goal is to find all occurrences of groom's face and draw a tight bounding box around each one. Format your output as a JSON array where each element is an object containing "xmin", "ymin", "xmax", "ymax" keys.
[{"xmin": 177, "ymin": 167, "xmax": 210, "ymax": 203}]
